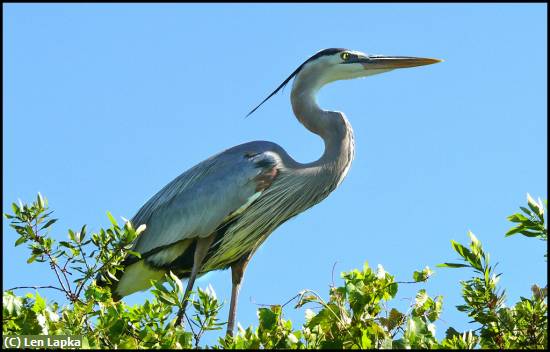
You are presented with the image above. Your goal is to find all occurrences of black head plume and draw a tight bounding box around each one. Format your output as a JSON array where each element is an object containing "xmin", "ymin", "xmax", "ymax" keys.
[{"xmin": 246, "ymin": 48, "xmax": 346, "ymax": 117}]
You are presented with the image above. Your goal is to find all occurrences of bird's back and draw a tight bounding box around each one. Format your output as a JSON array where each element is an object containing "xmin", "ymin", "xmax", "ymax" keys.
[{"xmin": 108, "ymin": 141, "xmax": 288, "ymax": 297}]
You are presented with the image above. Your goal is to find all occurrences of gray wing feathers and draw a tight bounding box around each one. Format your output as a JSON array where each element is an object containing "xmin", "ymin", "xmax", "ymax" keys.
[{"xmin": 131, "ymin": 143, "xmax": 279, "ymax": 255}]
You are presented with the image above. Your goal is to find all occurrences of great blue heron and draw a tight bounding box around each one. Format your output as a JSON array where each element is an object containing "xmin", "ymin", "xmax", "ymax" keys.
[{"xmin": 105, "ymin": 48, "xmax": 441, "ymax": 336}]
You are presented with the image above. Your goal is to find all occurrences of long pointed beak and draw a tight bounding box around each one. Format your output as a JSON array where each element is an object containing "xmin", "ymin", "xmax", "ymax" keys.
[{"xmin": 360, "ymin": 56, "xmax": 443, "ymax": 69}]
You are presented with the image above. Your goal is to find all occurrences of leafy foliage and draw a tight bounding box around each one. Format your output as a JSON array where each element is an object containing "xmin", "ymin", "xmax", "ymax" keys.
[
  {"xmin": 505, "ymin": 193, "xmax": 547, "ymax": 258},
  {"xmin": 437, "ymin": 229, "xmax": 547, "ymax": 349},
  {"xmin": 3, "ymin": 194, "xmax": 547, "ymax": 349}
]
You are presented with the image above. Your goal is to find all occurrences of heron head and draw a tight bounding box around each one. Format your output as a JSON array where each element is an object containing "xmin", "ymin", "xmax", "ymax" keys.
[
  {"xmin": 247, "ymin": 48, "xmax": 442, "ymax": 116},
  {"xmin": 299, "ymin": 48, "xmax": 442, "ymax": 84}
]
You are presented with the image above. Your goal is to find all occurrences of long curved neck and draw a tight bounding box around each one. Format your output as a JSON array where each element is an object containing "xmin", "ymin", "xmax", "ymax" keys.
[{"xmin": 290, "ymin": 70, "xmax": 355, "ymax": 170}]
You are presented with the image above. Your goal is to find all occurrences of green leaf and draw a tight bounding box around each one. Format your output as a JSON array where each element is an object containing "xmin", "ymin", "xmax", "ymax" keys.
[
  {"xmin": 37, "ymin": 193, "xmax": 44, "ymax": 209},
  {"xmin": 361, "ymin": 328, "xmax": 372, "ymax": 348},
  {"xmin": 258, "ymin": 307, "xmax": 278, "ymax": 331},
  {"xmin": 127, "ymin": 250, "xmax": 142, "ymax": 259},
  {"xmin": 168, "ymin": 271, "xmax": 183, "ymax": 295},
  {"xmin": 519, "ymin": 206, "xmax": 533, "ymax": 217},
  {"xmin": 519, "ymin": 230, "xmax": 543, "ymax": 237},
  {"xmin": 68, "ymin": 229, "xmax": 76, "ymax": 242},
  {"xmin": 107, "ymin": 270, "xmax": 119, "ymax": 282},
  {"xmin": 107, "ymin": 211, "xmax": 118, "ymax": 227},
  {"xmin": 415, "ymin": 289, "xmax": 429, "ymax": 308},
  {"xmin": 3, "ymin": 292, "xmax": 23, "ymax": 315},
  {"xmin": 320, "ymin": 340, "xmax": 344, "ymax": 349},
  {"xmin": 505, "ymin": 226, "xmax": 523, "ymax": 237},
  {"xmin": 15, "ymin": 236, "xmax": 27, "ymax": 246},
  {"xmin": 527, "ymin": 193, "xmax": 543, "ymax": 216},
  {"xmin": 436, "ymin": 262, "xmax": 469, "ymax": 268},
  {"xmin": 451, "ymin": 240, "xmax": 472, "ymax": 260},
  {"xmin": 386, "ymin": 308, "xmax": 405, "ymax": 331},
  {"xmin": 152, "ymin": 280, "xmax": 170, "ymax": 294},
  {"xmin": 156, "ymin": 294, "xmax": 176, "ymax": 306},
  {"xmin": 467, "ymin": 231, "xmax": 480, "ymax": 245},
  {"xmin": 444, "ymin": 326, "xmax": 461, "ymax": 339},
  {"xmin": 270, "ymin": 304, "xmax": 282, "ymax": 316},
  {"xmin": 507, "ymin": 213, "xmax": 528, "ymax": 223},
  {"xmin": 451, "ymin": 240, "xmax": 482, "ymax": 270},
  {"xmin": 59, "ymin": 241, "xmax": 73, "ymax": 248},
  {"xmin": 413, "ymin": 268, "xmax": 432, "ymax": 282},
  {"xmin": 32, "ymin": 292, "xmax": 46, "ymax": 313},
  {"xmin": 388, "ymin": 282, "xmax": 398, "ymax": 298},
  {"xmin": 363, "ymin": 261, "xmax": 370, "ymax": 273},
  {"xmin": 40, "ymin": 219, "xmax": 58, "ymax": 230}
]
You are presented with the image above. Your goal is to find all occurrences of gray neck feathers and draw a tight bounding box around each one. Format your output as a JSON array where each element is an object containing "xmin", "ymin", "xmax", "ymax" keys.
[
  {"xmin": 290, "ymin": 66, "xmax": 355, "ymax": 175},
  {"xmin": 206, "ymin": 64, "xmax": 357, "ymax": 266}
]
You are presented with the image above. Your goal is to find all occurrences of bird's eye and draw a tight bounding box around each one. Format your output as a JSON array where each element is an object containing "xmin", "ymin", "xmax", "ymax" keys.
[{"xmin": 340, "ymin": 52, "xmax": 350, "ymax": 61}]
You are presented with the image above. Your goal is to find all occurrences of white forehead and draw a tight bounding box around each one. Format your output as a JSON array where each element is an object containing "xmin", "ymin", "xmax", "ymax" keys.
[
  {"xmin": 315, "ymin": 49, "xmax": 368, "ymax": 64},
  {"xmin": 348, "ymin": 49, "xmax": 367, "ymax": 56}
]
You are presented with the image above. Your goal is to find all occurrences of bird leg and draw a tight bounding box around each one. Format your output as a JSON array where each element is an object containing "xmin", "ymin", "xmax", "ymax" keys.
[
  {"xmin": 226, "ymin": 253, "xmax": 252, "ymax": 336},
  {"xmin": 175, "ymin": 235, "xmax": 214, "ymax": 327}
]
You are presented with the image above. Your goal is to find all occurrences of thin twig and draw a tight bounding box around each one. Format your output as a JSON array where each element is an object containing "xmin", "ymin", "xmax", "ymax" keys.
[
  {"xmin": 380, "ymin": 275, "xmax": 432, "ymax": 292},
  {"xmin": 6, "ymin": 285, "xmax": 66, "ymax": 293},
  {"xmin": 28, "ymin": 217, "xmax": 74, "ymax": 299},
  {"xmin": 184, "ymin": 312, "xmax": 197, "ymax": 335},
  {"xmin": 251, "ymin": 292, "xmax": 301, "ymax": 309},
  {"xmin": 50, "ymin": 252, "xmax": 74, "ymax": 300},
  {"xmin": 282, "ymin": 293, "xmax": 301, "ymax": 308},
  {"xmin": 331, "ymin": 261, "xmax": 339, "ymax": 288},
  {"xmin": 78, "ymin": 239, "xmax": 92, "ymax": 272}
]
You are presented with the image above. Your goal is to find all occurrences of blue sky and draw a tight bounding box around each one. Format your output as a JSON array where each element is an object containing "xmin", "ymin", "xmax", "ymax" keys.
[{"xmin": 3, "ymin": 3, "xmax": 547, "ymax": 345}]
